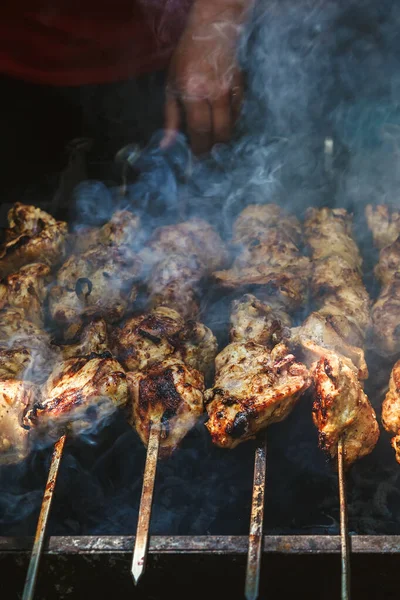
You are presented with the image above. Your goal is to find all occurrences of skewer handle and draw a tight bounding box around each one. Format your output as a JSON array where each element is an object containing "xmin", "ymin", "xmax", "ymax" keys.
[
  {"xmin": 131, "ymin": 421, "xmax": 161, "ymax": 585},
  {"xmin": 22, "ymin": 434, "xmax": 66, "ymax": 600},
  {"xmin": 338, "ymin": 437, "xmax": 351, "ymax": 600},
  {"xmin": 245, "ymin": 433, "xmax": 267, "ymax": 600}
]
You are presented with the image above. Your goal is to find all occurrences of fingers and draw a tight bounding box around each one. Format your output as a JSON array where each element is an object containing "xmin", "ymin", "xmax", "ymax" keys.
[
  {"xmin": 185, "ymin": 99, "xmax": 212, "ymax": 155},
  {"xmin": 160, "ymin": 94, "xmax": 180, "ymax": 149},
  {"xmin": 212, "ymin": 92, "xmax": 232, "ymax": 144},
  {"xmin": 230, "ymin": 70, "xmax": 244, "ymax": 125},
  {"xmin": 162, "ymin": 69, "xmax": 244, "ymax": 154}
]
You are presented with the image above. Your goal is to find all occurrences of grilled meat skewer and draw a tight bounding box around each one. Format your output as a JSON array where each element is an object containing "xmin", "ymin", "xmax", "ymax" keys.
[
  {"xmin": 141, "ymin": 218, "xmax": 228, "ymax": 320},
  {"xmin": 299, "ymin": 208, "xmax": 379, "ymax": 467},
  {"xmin": 207, "ymin": 205, "xmax": 311, "ymax": 448},
  {"xmin": 0, "ymin": 263, "xmax": 51, "ymax": 327},
  {"xmin": 205, "ymin": 341, "xmax": 310, "ymax": 449},
  {"xmin": 0, "ymin": 203, "xmax": 67, "ymax": 277},
  {"xmin": 127, "ymin": 358, "xmax": 205, "ymax": 458}
]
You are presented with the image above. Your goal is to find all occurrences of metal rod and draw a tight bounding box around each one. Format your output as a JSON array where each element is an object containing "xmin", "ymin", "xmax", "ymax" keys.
[
  {"xmin": 131, "ymin": 421, "xmax": 161, "ymax": 585},
  {"xmin": 22, "ymin": 434, "xmax": 66, "ymax": 600},
  {"xmin": 245, "ymin": 433, "xmax": 268, "ymax": 600},
  {"xmin": 338, "ymin": 437, "xmax": 351, "ymax": 600}
]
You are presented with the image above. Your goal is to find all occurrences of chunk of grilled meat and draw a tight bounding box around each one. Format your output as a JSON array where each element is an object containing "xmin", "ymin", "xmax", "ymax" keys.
[
  {"xmin": 230, "ymin": 293, "xmax": 291, "ymax": 348},
  {"xmin": 0, "ymin": 380, "xmax": 36, "ymax": 464},
  {"xmin": 0, "ymin": 203, "xmax": 67, "ymax": 277},
  {"xmin": 49, "ymin": 245, "xmax": 141, "ymax": 340},
  {"xmin": 365, "ymin": 204, "xmax": 400, "ymax": 250},
  {"xmin": 59, "ymin": 318, "xmax": 109, "ymax": 359},
  {"xmin": 311, "ymin": 256, "xmax": 371, "ymax": 347},
  {"xmin": 144, "ymin": 218, "xmax": 228, "ymax": 273},
  {"xmin": 232, "ymin": 204, "xmax": 302, "ymax": 246},
  {"xmin": 127, "ymin": 358, "xmax": 205, "ymax": 457},
  {"xmin": 368, "ymin": 235, "xmax": 400, "ymax": 356},
  {"xmin": 374, "ymin": 238, "xmax": 400, "ymax": 285},
  {"xmin": 312, "ymin": 354, "xmax": 379, "ymax": 468},
  {"xmin": 290, "ymin": 312, "xmax": 368, "ymax": 380},
  {"xmin": 0, "ymin": 308, "xmax": 50, "ymax": 347},
  {"xmin": 382, "ymin": 360, "xmax": 400, "ymax": 463},
  {"xmin": 371, "ymin": 278, "xmax": 400, "ymax": 356},
  {"xmin": 213, "ymin": 205, "xmax": 310, "ymax": 310},
  {"xmin": 5, "ymin": 202, "xmax": 58, "ymax": 240},
  {"xmin": 0, "ymin": 343, "xmax": 57, "ymax": 383},
  {"xmin": 113, "ymin": 307, "xmax": 217, "ymax": 377},
  {"xmin": 70, "ymin": 210, "xmax": 141, "ymax": 254},
  {"xmin": 205, "ymin": 342, "xmax": 310, "ymax": 449},
  {"xmin": 298, "ymin": 208, "xmax": 371, "ymax": 370},
  {"xmin": 24, "ymin": 352, "xmax": 128, "ymax": 436},
  {"xmin": 141, "ymin": 219, "xmax": 227, "ymax": 319},
  {"xmin": 304, "ymin": 207, "xmax": 362, "ymax": 272},
  {"xmin": 147, "ymin": 253, "xmax": 202, "ymax": 320},
  {"xmin": 0, "ymin": 263, "xmax": 50, "ymax": 326}
]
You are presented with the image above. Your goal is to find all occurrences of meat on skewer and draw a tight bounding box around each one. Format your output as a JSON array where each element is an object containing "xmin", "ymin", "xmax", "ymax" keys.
[
  {"xmin": 313, "ymin": 353, "xmax": 380, "ymax": 469},
  {"xmin": 205, "ymin": 341, "xmax": 310, "ymax": 449},
  {"xmin": 49, "ymin": 244, "xmax": 142, "ymax": 340},
  {"xmin": 141, "ymin": 218, "xmax": 228, "ymax": 320},
  {"xmin": 0, "ymin": 380, "xmax": 37, "ymax": 464},
  {"xmin": 382, "ymin": 360, "xmax": 400, "ymax": 463},
  {"xmin": 0, "ymin": 263, "xmax": 51, "ymax": 327},
  {"xmin": 70, "ymin": 209, "xmax": 142, "ymax": 254},
  {"xmin": 365, "ymin": 204, "xmax": 400, "ymax": 251},
  {"xmin": 207, "ymin": 205, "xmax": 311, "ymax": 448},
  {"xmin": 23, "ymin": 352, "xmax": 128, "ymax": 437},
  {"xmin": 297, "ymin": 208, "xmax": 379, "ymax": 467},
  {"xmin": 113, "ymin": 306, "xmax": 217, "ymax": 377},
  {"xmin": 0, "ymin": 203, "xmax": 67, "ymax": 277},
  {"xmin": 127, "ymin": 358, "xmax": 205, "ymax": 457}
]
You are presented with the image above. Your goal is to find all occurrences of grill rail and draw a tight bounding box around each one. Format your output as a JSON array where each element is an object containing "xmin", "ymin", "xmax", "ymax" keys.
[{"xmin": 1, "ymin": 535, "xmax": 399, "ymax": 555}]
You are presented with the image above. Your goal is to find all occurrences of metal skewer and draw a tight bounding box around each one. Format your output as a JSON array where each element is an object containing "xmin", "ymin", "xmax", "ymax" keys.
[
  {"xmin": 245, "ymin": 432, "xmax": 268, "ymax": 600},
  {"xmin": 22, "ymin": 434, "xmax": 67, "ymax": 600},
  {"xmin": 338, "ymin": 437, "xmax": 351, "ymax": 600},
  {"xmin": 131, "ymin": 420, "xmax": 161, "ymax": 585}
]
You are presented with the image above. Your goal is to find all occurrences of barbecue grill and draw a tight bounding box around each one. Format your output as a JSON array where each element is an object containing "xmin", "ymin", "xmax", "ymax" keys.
[{"xmin": 2, "ymin": 11, "xmax": 400, "ymax": 595}]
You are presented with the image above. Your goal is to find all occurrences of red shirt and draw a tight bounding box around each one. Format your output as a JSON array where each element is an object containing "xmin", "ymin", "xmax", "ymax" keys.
[{"xmin": 0, "ymin": 1, "xmax": 193, "ymax": 86}]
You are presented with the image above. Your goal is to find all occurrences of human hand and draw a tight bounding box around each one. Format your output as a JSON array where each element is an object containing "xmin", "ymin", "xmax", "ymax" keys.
[{"xmin": 162, "ymin": 0, "xmax": 249, "ymax": 155}]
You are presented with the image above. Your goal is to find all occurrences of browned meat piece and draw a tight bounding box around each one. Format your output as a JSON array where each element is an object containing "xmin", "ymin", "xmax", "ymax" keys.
[
  {"xmin": 312, "ymin": 354, "xmax": 379, "ymax": 468},
  {"xmin": 371, "ymin": 278, "xmax": 400, "ymax": 356},
  {"xmin": 24, "ymin": 353, "xmax": 128, "ymax": 436},
  {"xmin": 230, "ymin": 293, "xmax": 291, "ymax": 347},
  {"xmin": 127, "ymin": 359, "xmax": 204, "ymax": 457},
  {"xmin": 304, "ymin": 207, "xmax": 362, "ymax": 271},
  {"xmin": 5, "ymin": 202, "xmax": 57, "ymax": 240},
  {"xmin": 0, "ymin": 263, "xmax": 51, "ymax": 326},
  {"xmin": 205, "ymin": 342, "xmax": 310, "ymax": 449},
  {"xmin": 290, "ymin": 312, "xmax": 368, "ymax": 380},
  {"xmin": 0, "ymin": 308, "xmax": 50, "ymax": 346},
  {"xmin": 0, "ymin": 203, "xmax": 67, "ymax": 277},
  {"xmin": 59, "ymin": 318, "xmax": 109, "ymax": 359},
  {"xmin": 144, "ymin": 218, "xmax": 228, "ymax": 273},
  {"xmin": 0, "ymin": 380, "xmax": 36, "ymax": 464},
  {"xmin": 113, "ymin": 307, "xmax": 217, "ymax": 377},
  {"xmin": 311, "ymin": 256, "xmax": 371, "ymax": 347},
  {"xmin": 147, "ymin": 253, "xmax": 201, "ymax": 320},
  {"xmin": 374, "ymin": 238, "xmax": 400, "ymax": 285},
  {"xmin": 382, "ymin": 360, "xmax": 400, "ymax": 463},
  {"xmin": 213, "ymin": 205, "xmax": 310, "ymax": 310},
  {"xmin": 365, "ymin": 204, "xmax": 400, "ymax": 250},
  {"xmin": 0, "ymin": 348, "xmax": 33, "ymax": 380},
  {"xmin": 48, "ymin": 245, "xmax": 141, "ymax": 339},
  {"xmin": 232, "ymin": 204, "xmax": 302, "ymax": 245},
  {"xmin": 70, "ymin": 210, "xmax": 141, "ymax": 253},
  {"xmin": 0, "ymin": 341, "xmax": 57, "ymax": 383}
]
